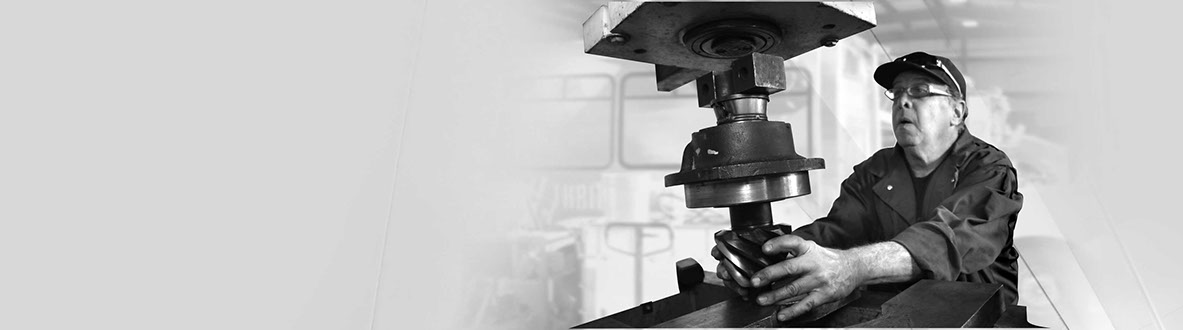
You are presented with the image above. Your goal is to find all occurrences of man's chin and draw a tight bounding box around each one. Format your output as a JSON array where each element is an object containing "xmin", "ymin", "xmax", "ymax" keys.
[{"xmin": 893, "ymin": 134, "xmax": 920, "ymax": 147}]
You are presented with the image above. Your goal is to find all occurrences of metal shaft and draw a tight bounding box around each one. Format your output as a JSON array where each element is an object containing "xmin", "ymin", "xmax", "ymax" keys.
[
  {"xmin": 728, "ymin": 202, "xmax": 773, "ymax": 229},
  {"xmin": 713, "ymin": 94, "xmax": 769, "ymax": 123}
]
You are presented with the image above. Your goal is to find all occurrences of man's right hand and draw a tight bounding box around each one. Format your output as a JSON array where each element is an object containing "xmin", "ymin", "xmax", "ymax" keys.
[{"xmin": 710, "ymin": 245, "xmax": 753, "ymax": 298}]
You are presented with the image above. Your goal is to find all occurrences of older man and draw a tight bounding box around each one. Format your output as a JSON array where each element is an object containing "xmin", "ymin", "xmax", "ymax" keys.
[{"xmin": 712, "ymin": 52, "xmax": 1023, "ymax": 322}]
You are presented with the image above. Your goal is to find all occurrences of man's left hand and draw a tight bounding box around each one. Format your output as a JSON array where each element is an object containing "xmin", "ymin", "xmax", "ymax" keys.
[{"xmin": 749, "ymin": 235, "xmax": 865, "ymax": 322}]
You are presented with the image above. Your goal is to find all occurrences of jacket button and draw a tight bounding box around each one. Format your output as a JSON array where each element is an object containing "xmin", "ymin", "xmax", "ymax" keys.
[{"xmin": 887, "ymin": 185, "xmax": 893, "ymax": 191}]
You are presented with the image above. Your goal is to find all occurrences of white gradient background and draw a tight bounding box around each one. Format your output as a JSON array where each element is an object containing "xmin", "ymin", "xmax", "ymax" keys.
[{"xmin": 0, "ymin": 1, "xmax": 1179, "ymax": 330}]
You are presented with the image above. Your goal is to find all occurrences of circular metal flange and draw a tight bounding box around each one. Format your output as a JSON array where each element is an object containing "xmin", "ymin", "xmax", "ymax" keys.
[
  {"xmin": 664, "ymin": 120, "xmax": 824, "ymax": 187},
  {"xmin": 682, "ymin": 19, "xmax": 781, "ymax": 59},
  {"xmin": 684, "ymin": 171, "xmax": 811, "ymax": 208},
  {"xmin": 665, "ymin": 157, "xmax": 824, "ymax": 187}
]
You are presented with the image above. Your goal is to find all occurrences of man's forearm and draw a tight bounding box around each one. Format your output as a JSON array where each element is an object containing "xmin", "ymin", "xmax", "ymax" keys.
[{"xmin": 845, "ymin": 241, "xmax": 921, "ymax": 285}]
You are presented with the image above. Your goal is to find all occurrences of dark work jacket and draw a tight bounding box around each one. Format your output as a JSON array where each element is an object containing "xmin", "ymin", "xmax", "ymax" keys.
[{"xmin": 792, "ymin": 130, "xmax": 1023, "ymax": 305}]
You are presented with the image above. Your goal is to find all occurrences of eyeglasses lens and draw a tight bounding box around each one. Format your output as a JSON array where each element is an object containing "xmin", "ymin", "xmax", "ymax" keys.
[{"xmin": 885, "ymin": 85, "xmax": 932, "ymax": 100}]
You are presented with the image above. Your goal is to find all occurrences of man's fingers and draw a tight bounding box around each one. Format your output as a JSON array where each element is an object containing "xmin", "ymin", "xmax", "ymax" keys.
[
  {"xmin": 717, "ymin": 262, "xmax": 751, "ymax": 298},
  {"xmin": 710, "ymin": 246, "xmax": 722, "ymax": 260},
  {"xmin": 751, "ymin": 257, "xmax": 811, "ymax": 287},
  {"xmin": 776, "ymin": 292, "xmax": 827, "ymax": 322},
  {"xmin": 762, "ymin": 234, "xmax": 811, "ymax": 257},
  {"xmin": 722, "ymin": 278, "xmax": 751, "ymax": 298},
  {"xmin": 756, "ymin": 276, "xmax": 822, "ymax": 306},
  {"xmin": 718, "ymin": 259, "xmax": 752, "ymax": 287}
]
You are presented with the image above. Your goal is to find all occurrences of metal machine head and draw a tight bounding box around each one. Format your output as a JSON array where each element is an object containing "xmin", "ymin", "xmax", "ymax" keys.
[{"xmin": 583, "ymin": 1, "xmax": 876, "ymax": 90}]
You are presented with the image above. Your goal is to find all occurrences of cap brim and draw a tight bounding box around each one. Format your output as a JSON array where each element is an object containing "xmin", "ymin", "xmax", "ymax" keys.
[{"xmin": 873, "ymin": 61, "xmax": 953, "ymax": 91}]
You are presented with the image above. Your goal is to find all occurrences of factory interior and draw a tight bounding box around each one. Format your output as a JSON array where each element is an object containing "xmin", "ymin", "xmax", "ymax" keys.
[
  {"xmin": 4, "ymin": 1, "xmax": 1183, "ymax": 330},
  {"xmin": 482, "ymin": 0, "xmax": 1182, "ymax": 329}
]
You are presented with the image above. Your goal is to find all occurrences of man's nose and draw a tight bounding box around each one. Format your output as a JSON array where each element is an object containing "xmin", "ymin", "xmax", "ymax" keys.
[{"xmin": 893, "ymin": 96, "xmax": 912, "ymax": 112}]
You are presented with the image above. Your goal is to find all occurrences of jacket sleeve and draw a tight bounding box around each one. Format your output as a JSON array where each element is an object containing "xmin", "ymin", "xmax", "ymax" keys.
[
  {"xmin": 890, "ymin": 164, "xmax": 1022, "ymax": 280},
  {"xmin": 792, "ymin": 164, "xmax": 875, "ymax": 249}
]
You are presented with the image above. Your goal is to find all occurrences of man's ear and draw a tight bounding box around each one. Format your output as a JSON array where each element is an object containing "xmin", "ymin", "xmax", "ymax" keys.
[{"xmin": 950, "ymin": 100, "xmax": 967, "ymax": 126}]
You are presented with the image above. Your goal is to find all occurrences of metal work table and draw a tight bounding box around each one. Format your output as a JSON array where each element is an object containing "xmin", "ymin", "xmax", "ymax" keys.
[{"xmin": 575, "ymin": 260, "xmax": 1034, "ymax": 328}]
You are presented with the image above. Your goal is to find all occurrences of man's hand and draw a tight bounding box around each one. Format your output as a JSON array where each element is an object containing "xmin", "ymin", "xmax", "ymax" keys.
[
  {"xmin": 710, "ymin": 245, "xmax": 753, "ymax": 298},
  {"xmin": 750, "ymin": 235, "xmax": 865, "ymax": 322}
]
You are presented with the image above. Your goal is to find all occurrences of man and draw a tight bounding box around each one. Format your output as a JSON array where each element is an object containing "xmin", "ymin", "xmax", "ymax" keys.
[{"xmin": 712, "ymin": 52, "xmax": 1023, "ymax": 322}]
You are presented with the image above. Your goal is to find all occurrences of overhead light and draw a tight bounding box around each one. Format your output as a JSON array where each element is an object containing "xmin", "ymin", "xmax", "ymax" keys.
[
  {"xmin": 961, "ymin": 20, "xmax": 979, "ymax": 28},
  {"xmin": 947, "ymin": 0, "xmax": 969, "ymax": 5}
]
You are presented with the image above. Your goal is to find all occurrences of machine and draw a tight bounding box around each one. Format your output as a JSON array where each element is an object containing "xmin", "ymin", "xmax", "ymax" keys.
[
  {"xmin": 582, "ymin": 0, "xmax": 869, "ymax": 287},
  {"xmin": 574, "ymin": 1, "xmax": 1033, "ymax": 327}
]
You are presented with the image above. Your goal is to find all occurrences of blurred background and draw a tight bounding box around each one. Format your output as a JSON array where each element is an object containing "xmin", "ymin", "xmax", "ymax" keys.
[{"xmin": 0, "ymin": 0, "xmax": 1180, "ymax": 330}]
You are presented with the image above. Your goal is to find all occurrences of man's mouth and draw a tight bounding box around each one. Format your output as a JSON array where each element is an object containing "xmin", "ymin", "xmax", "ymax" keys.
[{"xmin": 897, "ymin": 118, "xmax": 915, "ymax": 126}]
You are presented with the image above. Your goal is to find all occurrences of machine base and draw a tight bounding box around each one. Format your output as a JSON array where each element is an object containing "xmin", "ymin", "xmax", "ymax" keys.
[{"xmin": 574, "ymin": 260, "xmax": 1035, "ymax": 328}]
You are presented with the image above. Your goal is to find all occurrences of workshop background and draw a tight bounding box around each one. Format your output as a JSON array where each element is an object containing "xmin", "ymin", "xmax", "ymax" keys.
[{"xmin": 0, "ymin": 1, "xmax": 1180, "ymax": 330}]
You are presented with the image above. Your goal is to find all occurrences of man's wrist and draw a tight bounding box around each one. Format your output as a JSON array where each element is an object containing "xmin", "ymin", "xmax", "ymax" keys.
[
  {"xmin": 843, "ymin": 241, "xmax": 919, "ymax": 285},
  {"xmin": 841, "ymin": 247, "xmax": 871, "ymax": 286}
]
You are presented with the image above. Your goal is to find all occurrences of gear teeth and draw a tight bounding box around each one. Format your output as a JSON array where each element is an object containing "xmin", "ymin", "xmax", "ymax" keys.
[{"xmin": 714, "ymin": 224, "xmax": 792, "ymax": 280}]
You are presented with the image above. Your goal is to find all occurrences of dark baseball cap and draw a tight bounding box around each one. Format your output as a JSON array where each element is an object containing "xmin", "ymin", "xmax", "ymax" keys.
[{"xmin": 874, "ymin": 52, "xmax": 966, "ymax": 98}]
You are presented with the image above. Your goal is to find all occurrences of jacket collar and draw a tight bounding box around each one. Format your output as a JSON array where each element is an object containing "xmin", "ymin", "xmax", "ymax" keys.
[{"xmin": 872, "ymin": 130, "xmax": 975, "ymax": 221}]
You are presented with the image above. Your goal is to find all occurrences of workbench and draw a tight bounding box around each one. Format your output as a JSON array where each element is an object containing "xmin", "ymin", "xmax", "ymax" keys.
[{"xmin": 574, "ymin": 260, "xmax": 1035, "ymax": 328}]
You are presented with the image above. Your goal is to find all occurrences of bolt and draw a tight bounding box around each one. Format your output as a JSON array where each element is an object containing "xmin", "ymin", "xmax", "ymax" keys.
[
  {"xmin": 606, "ymin": 33, "xmax": 629, "ymax": 44},
  {"xmin": 822, "ymin": 38, "xmax": 839, "ymax": 47}
]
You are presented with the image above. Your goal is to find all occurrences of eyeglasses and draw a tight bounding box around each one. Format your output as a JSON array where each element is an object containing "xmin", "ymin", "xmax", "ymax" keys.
[
  {"xmin": 897, "ymin": 55, "xmax": 963, "ymax": 97},
  {"xmin": 884, "ymin": 83, "xmax": 953, "ymax": 101}
]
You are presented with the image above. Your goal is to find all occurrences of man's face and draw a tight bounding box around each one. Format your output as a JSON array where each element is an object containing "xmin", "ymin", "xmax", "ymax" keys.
[{"xmin": 891, "ymin": 71, "xmax": 961, "ymax": 149}]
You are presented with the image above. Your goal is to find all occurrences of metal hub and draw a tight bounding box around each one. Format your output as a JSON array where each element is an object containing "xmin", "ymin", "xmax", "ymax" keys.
[
  {"xmin": 664, "ymin": 120, "xmax": 824, "ymax": 208},
  {"xmin": 683, "ymin": 19, "xmax": 781, "ymax": 59}
]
